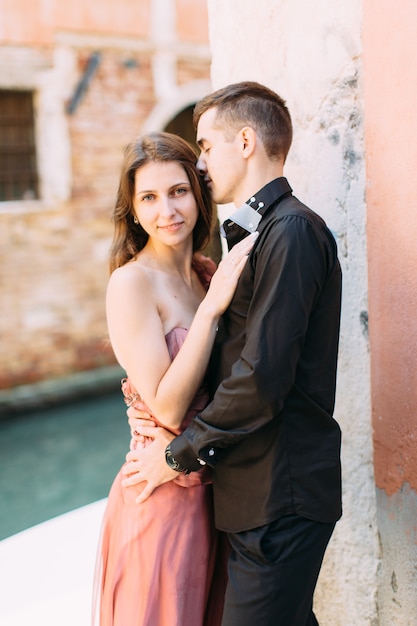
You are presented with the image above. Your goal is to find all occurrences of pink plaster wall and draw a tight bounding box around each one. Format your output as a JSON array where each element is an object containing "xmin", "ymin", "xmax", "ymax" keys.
[
  {"xmin": 0, "ymin": 0, "xmax": 151, "ymax": 43},
  {"xmin": 364, "ymin": 0, "xmax": 417, "ymax": 494},
  {"xmin": 176, "ymin": 0, "xmax": 209, "ymax": 42}
]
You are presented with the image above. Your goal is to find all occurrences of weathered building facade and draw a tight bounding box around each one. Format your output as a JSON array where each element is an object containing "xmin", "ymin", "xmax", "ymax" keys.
[{"xmin": 0, "ymin": 0, "xmax": 211, "ymax": 388}]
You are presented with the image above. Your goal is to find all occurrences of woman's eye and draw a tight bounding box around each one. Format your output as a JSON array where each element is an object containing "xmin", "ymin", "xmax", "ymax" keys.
[
  {"xmin": 142, "ymin": 194, "xmax": 154, "ymax": 201},
  {"xmin": 171, "ymin": 187, "xmax": 189, "ymax": 197}
]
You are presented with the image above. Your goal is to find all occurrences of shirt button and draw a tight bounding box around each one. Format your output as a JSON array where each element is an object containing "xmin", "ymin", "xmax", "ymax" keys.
[{"xmin": 208, "ymin": 448, "xmax": 215, "ymax": 457}]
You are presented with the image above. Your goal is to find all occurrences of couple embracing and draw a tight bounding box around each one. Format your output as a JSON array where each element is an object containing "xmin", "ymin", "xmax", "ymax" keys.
[{"xmin": 93, "ymin": 81, "xmax": 342, "ymax": 626}]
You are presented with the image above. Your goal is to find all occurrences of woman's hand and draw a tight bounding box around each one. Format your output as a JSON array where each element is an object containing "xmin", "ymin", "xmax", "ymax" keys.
[
  {"xmin": 127, "ymin": 404, "xmax": 157, "ymax": 445},
  {"xmin": 203, "ymin": 231, "xmax": 258, "ymax": 316}
]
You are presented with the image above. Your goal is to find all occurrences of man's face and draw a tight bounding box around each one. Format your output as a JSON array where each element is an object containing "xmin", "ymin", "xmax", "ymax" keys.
[{"xmin": 196, "ymin": 107, "xmax": 245, "ymax": 206}]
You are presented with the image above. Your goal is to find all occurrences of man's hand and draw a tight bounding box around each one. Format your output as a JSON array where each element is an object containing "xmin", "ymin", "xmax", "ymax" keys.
[{"xmin": 121, "ymin": 424, "xmax": 178, "ymax": 503}]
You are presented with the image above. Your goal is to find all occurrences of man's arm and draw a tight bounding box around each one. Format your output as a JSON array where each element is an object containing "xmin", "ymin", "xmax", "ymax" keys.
[
  {"xmin": 171, "ymin": 214, "xmax": 338, "ymax": 470},
  {"xmin": 126, "ymin": 213, "xmax": 339, "ymax": 496}
]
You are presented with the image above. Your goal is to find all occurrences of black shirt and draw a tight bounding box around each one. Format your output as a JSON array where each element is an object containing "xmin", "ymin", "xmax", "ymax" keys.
[{"xmin": 171, "ymin": 177, "xmax": 343, "ymax": 532}]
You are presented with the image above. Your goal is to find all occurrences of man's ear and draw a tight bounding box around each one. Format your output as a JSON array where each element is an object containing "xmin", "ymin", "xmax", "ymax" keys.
[{"xmin": 239, "ymin": 126, "xmax": 257, "ymax": 159}]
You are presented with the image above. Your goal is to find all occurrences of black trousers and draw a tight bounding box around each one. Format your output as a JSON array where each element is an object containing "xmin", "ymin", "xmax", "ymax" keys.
[{"xmin": 221, "ymin": 514, "xmax": 335, "ymax": 626}]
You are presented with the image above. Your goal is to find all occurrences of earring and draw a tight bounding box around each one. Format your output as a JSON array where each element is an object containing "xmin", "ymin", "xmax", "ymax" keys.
[{"xmin": 133, "ymin": 216, "xmax": 139, "ymax": 225}]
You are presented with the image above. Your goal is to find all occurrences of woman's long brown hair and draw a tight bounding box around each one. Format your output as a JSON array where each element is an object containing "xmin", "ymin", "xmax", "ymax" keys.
[{"xmin": 109, "ymin": 132, "xmax": 214, "ymax": 273}]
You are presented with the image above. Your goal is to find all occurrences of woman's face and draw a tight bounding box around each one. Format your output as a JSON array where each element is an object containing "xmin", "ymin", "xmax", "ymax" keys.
[{"xmin": 132, "ymin": 161, "xmax": 199, "ymax": 247}]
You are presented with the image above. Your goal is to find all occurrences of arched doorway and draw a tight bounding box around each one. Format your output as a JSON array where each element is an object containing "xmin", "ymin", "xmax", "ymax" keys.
[{"xmin": 164, "ymin": 104, "xmax": 197, "ymax": 151}]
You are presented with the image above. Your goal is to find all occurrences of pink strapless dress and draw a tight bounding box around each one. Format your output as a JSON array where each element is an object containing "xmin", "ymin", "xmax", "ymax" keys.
[{"xmin": 92, "ymin": 327, "xmax": 227, "ymax": 626}]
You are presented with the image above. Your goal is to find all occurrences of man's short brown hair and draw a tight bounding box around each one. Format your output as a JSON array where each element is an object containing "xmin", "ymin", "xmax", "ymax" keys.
[{"xmin": 193, "ymin": 81, "xmax": 293, "ymax": 163}]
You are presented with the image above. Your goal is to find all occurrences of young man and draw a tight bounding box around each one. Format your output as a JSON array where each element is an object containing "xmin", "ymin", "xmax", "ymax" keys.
[{"xmin": 123, "ymin": 81, "xmax": 342, "ymax": 625}]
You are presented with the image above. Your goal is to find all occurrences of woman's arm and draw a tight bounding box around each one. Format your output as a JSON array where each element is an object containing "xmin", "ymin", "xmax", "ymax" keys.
[{"xmin": 106, "ymin": 233, "xmax": 257, "ymax": 430}]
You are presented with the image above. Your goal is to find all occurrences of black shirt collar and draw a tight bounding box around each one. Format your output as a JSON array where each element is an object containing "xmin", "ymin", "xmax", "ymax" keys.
[{"xmin": 222, "ymin": 177, "xmax": 293, "ymax": 250}]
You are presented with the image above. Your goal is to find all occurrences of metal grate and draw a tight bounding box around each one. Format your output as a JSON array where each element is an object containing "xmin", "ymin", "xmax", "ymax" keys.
[{"xmin": 0, "ymin": 90, "xmax": 39, "ymax": 202}]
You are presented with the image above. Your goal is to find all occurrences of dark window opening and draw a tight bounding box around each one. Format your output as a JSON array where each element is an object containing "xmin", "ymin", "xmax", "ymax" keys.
[
  {"xmin": 0, "ymin": 90, "xmax": 39, "ymax": 202},
  {"xmin": 164, "ymin": 104, "xmax": 197, "ymax": 151}
]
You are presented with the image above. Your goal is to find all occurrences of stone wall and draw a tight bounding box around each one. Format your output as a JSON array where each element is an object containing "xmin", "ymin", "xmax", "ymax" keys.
[{"xmin": 206, "ymin": 0, "xmax": 378, "ymax": 623}]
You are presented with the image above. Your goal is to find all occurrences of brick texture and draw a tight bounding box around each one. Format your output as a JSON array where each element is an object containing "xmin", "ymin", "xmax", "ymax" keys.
[{"xmin": 0, "ymin": 1, "xmax": 210, "ymax": 389}]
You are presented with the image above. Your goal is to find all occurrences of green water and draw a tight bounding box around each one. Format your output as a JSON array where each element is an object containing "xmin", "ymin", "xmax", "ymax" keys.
[{"xmin": 0, "ymin": 392, "xmax": 129, "ymax": 540}]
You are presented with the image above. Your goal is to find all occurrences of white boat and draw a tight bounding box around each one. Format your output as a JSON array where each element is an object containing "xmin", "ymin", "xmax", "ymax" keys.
[{"xmin": 0, "ymin": 499, "xmax": 107, "ymax": 626}]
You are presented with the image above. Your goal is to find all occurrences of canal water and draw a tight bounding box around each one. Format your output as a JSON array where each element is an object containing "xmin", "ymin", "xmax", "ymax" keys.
[{"xmin": 0, "ymin": 391, "xmax": 129, "ymax": 540}]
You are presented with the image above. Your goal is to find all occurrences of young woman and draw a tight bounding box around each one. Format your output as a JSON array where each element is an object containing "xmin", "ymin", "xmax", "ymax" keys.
[{"xmin": 92, "ymin": 132, "xmax": 257, "ymax": 626}]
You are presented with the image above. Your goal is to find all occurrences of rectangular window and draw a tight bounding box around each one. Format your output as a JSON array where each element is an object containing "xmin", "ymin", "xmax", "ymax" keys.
[{"xmin": 0, "ymin": 90, "xmax": 38, "ymax": 202}]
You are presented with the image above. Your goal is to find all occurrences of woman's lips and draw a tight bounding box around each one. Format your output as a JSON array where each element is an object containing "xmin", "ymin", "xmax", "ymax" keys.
[{"xmin": 158, "ymin": 221, "xmax": 184, "ymax": 231}]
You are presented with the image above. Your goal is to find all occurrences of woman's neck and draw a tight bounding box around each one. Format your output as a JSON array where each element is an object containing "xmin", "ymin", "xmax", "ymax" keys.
[{"xmin": 139, "ymin": 239, "xmax": 195, "ymax": 283}]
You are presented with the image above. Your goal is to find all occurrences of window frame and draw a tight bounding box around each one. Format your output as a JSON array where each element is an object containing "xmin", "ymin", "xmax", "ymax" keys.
[{"xmin": 0, "ymin": 45, "xmax": 72, "ymax": 214}]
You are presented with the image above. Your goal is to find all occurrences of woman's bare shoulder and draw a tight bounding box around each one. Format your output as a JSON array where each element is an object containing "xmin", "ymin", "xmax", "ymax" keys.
[{"xmin": 108, "ymin": 259, "xmax": 153, "ymax": 289}]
